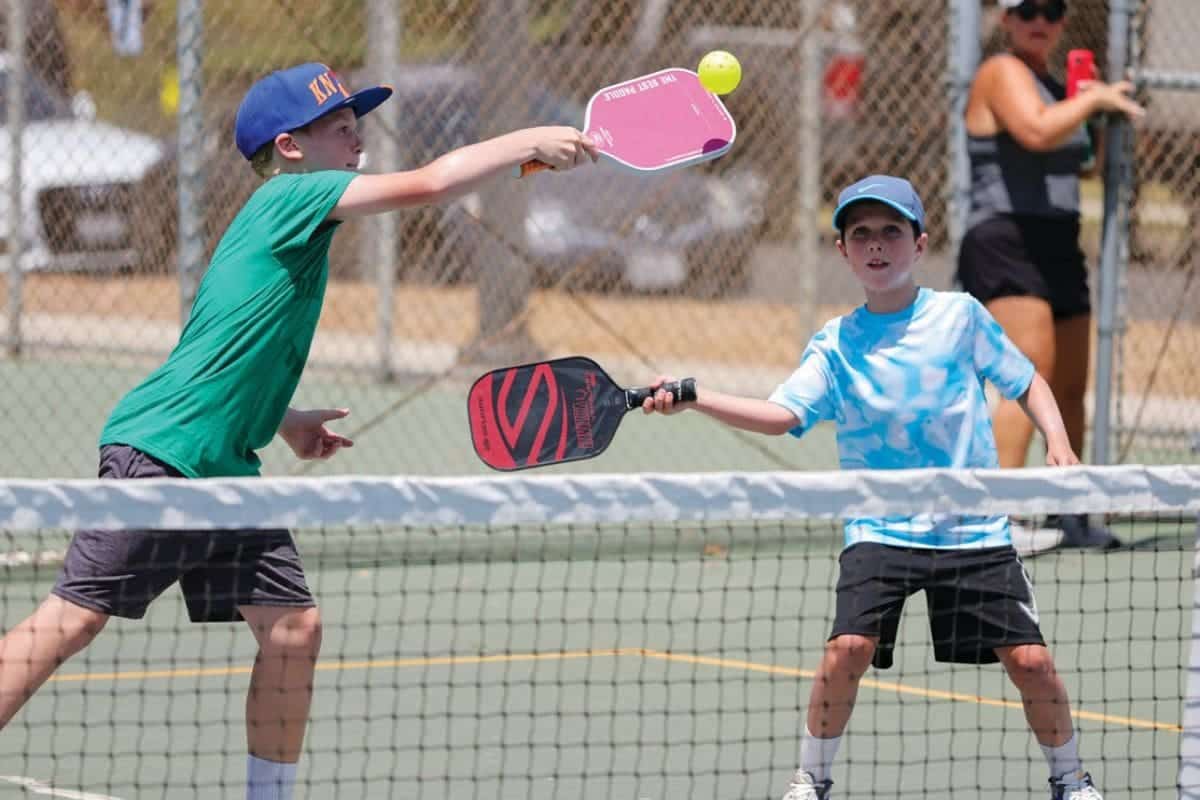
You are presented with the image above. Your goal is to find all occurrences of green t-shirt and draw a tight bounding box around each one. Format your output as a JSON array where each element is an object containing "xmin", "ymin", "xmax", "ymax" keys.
[{"xmin": 101, "ymin": 170, "xmax": 357, "ymax": 477}]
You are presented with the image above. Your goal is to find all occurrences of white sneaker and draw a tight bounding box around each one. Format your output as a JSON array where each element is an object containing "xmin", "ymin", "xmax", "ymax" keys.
[
  {"xmin": 1011, "ymin": 520, "xmax": 1063, "ymax": 557},
  {"xmin": 781, "ymin": 770, "xmax": 832, "ymax": 800},
  {"xmin": 1050, "ymin": 771, "xmax": 1103, "ymax": 800}
]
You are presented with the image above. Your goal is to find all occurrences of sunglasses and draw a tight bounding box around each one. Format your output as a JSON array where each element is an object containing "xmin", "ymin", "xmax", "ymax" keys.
[{"xmin": 1007, "ymin": 0, "xmax": 1067, "ymax": 23}]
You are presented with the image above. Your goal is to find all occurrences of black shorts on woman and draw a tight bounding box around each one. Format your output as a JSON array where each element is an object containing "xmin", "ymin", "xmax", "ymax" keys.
[{"xmin": 957, "ymin": 213, "xmax": 1090, "ymax": 321}]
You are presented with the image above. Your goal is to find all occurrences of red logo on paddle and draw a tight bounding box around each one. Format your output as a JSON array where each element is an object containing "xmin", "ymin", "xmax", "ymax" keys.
[{"xmin": 469, "ymin": 365, "xmax": 568, "ymax": 469}]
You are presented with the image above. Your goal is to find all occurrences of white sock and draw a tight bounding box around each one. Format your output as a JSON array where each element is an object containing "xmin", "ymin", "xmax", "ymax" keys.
[
  {"xmin": 1041, "ymin": 733, "xmax": 1082, "ymax": 781},
  {"xmin": 799, "ymin": 724, "xmax": 842, "ymax": 783},
  {"xmin": 247, "ymin": 755, "xmax": 297, "ymax": 800}
]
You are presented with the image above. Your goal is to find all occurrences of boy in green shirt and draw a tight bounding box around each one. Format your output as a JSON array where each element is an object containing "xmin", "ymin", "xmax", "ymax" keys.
[{"xmin": 0, "ymin": 62, "xmax": 596, "ymax": 799}]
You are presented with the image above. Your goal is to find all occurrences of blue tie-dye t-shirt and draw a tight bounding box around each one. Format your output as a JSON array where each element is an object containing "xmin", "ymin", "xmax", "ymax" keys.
[{"xmin": 768, "ymin": 288, "xmax": 1035, "ymax": 550}]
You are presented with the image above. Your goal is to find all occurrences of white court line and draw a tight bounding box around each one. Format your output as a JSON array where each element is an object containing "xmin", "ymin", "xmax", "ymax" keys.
[{"xmin": 0, "ymin": 776, "xmax": 123, "ymax": 800}]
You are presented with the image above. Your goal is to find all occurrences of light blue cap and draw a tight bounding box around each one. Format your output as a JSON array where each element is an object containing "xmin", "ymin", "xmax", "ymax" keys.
[{"xmin": 832, "ymin": 175, "xmax": 926, "ymax": 233}]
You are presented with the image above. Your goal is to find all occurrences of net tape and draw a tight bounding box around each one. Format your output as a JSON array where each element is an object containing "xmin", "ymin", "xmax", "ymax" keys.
[{"xmin": 2, "ymin": 464, "xmax": 1198, "ymax": 532}]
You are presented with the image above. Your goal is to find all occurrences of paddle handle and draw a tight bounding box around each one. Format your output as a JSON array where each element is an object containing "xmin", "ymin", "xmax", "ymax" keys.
[
  {"xmin": 625, "ymin": 378, "xmax": 697, "ymax": 410},
  {"xmin": 514, "ymin": 159, "xmax": 553, "ymax": 178},
  {"xmin": 514, "ymin": 132, "xmax": 600, "ymax": 178}
]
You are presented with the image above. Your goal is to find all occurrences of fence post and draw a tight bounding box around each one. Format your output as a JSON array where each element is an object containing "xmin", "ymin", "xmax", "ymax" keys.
[
  {"xmin": 177, "ymin": 0, "xmax": 204, "ymax": 321},
  {"xmin": 6, "ymin": 0, "xmax": 25, "ymax": 357},
  {"xmin": 1183, "ymin": 516, "xmax": 1200, "ymax": 797},
  {"xmin": 796, "ymin": 0, "xmax": 822, "ymax": 339},
  {"xmin": 1092, "ymin": 0, "xmax": 1133, "ymax": 465},
  {"xmin": 473, "ymin": 0, "xmax": 534, "ymax": 362},
  {"xmin": 366, "ymin": 0, "xmax": 400, "ymax": 381},
  {"xmin": 947, "ymin": 0, "xmax": 981, "ymax": 262}
]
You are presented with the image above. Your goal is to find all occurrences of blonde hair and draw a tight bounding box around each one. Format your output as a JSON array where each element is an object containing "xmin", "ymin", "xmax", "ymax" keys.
[
  {"xmin": 250, "ymin": 141, "xmax": 277, "ymax": 178},
  {"xmin": 248, "ymin": 119, "xmax": 318, "ymax": 178}
]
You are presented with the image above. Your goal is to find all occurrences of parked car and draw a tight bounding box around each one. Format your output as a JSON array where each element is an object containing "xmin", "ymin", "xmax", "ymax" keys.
[
  {"xmin": 0, "ymin": 53, "xmax": 167, "ymax": 271},
  {"xmin": 375, "ymin": 64, "xmax": 768, "ymax": 297}
]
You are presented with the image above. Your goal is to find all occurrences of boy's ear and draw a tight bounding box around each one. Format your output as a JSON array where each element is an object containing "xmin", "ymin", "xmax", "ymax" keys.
[
  {"xmin": 275, "ymin": 131, "xmax": 303, "ymax": 162},
  {"xmin": 915, "ymin": 231, "xmax": 929, "ymax": 254},
  {"xmin": 835, "ymin": 236, "xmax": 848, "ymax": 258}
]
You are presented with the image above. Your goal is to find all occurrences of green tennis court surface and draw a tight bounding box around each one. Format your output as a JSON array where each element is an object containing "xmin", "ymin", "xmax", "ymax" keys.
[
  {"xmin": 0, "ymin": 357, "xmax": 837, "ymax": 480},
  {"xmin": 0, "ymin": 356, "xmax": 1190, "ymax": 482},
  {"xmin": 0, "ymin": 526, "xmax": 1187, "ymax": 799},
  {"xmin": 0, "ymin": 356, "xmax": 1192, "ymax": 799}
]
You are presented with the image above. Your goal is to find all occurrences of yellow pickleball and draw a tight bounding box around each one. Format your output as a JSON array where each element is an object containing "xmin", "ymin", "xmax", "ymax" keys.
[
  {"xmin": 160, "ymin": 67, "xmax": 179, "ymax": 116},
  {"xmin": 697, "ymin": 51, "xmax": 742, "ymax": 95}
]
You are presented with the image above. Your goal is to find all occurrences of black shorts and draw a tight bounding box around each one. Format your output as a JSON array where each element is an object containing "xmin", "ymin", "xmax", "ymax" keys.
[
  {"xmin": 830, "ymin": 543, "xmax": 1045, "ymax": 670},
  {"xmin": 52, "ymin": 444, "xmax": 315, "ymax": 623},
  {"xmin": 957, "ymin": 214, "xmax": 1091, "ymax": 320}
]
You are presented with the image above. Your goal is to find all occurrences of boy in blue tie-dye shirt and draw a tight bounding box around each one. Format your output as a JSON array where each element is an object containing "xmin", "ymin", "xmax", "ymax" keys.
[{"xmin": 642, "ymin": 176, "xmax": 1102, "ymax": 800}]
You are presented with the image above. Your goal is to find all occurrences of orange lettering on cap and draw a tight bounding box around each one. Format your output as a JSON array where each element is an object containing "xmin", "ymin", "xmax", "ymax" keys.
[
  {"xmin": 318, "ymin": 73, "xmax": 339, "ymax": 102},
  {"xmin": 309, "ymin": 78, "xmax": 329, "ymax": 104}
]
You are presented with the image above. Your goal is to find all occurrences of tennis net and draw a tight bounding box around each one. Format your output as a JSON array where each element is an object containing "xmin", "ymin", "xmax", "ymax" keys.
[{"xmin": 0, "ymin": 465, "xmax": 1198, "ymax": 799}]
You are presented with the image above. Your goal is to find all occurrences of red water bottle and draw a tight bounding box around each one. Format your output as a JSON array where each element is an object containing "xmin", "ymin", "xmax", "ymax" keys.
[{"xmin": 1066, "ymin": 49, "xmax": 1096, "ymax": 98}]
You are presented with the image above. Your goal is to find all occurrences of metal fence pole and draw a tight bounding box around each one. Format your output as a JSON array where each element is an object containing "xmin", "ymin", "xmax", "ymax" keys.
[
  {"xmin": 177, "ymin": 0, "xmax": 205, "ymax": 320},
  {"xmin": 366, "ymin": 0, "xmax": 400, "ymax": 381},
  {"xmin": 796, "ymin": 0, "xmax": 821, "ymax": 338},
  {"xmin": 947, "ymin": 0, "xmax": 981, "ymax": 261},
  {"xmin": 1135, "ymin": 69, "xmax": 1200, "ymax": 89},
  {"xmin": 1092, "ymin": 0, "xmax": 1133, "ymax": 465},
  {"xmin": 474, "ymin": 0, "xmax": 533, "ymax": 361},
  {"xmin": 6, "ymin": 0, "xmax": 25, "ymax": 357},
  {"xmin": 1183, "ymin": 514, "xmax": 1200, "ymax": 797}
]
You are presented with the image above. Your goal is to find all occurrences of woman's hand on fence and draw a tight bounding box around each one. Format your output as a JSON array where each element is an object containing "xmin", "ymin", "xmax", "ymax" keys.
[{"xmin": 1077, "ymin": 80, "xmax": 1146, "ymax": 121}]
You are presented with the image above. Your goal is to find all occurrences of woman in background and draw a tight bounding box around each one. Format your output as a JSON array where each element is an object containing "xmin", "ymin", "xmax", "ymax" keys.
[{"xmin": 957, "ymin": 0, "xmax": 1143, "ymax": 551}]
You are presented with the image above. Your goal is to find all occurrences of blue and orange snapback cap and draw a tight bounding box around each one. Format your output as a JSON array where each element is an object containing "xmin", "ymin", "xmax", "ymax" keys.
[{"xmin": 235, "ymin": 62, "xmax": 393, "ymax": 160}]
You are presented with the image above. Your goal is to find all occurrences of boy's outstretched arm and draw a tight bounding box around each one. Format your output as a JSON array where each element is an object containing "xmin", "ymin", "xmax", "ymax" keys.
[
  {"xmin": 331, "ymin": 126, "xmax": 597, "ymax": 218},
  {"xmin": 642, "ymin": 377, "xmax": 798, "ymax": 436},
  {"xmin": 1017, "ymin": 374, "xmax": 1079, "ymax": 466}
]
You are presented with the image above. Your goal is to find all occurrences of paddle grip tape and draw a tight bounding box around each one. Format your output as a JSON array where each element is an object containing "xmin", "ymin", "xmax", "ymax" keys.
[{"xmin": 625, "ymin": 378, "xmax": 697, "ymax": 410}]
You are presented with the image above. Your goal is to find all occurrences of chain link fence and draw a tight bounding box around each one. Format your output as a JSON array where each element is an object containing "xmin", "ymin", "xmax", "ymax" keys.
[
  {"xmin": 0, "ymin": 0, "xmax": 1192, "ymax": 477},
  {"xmin": 1115, "ymin": 0, "xmax": 1200, "ymax": 463}
]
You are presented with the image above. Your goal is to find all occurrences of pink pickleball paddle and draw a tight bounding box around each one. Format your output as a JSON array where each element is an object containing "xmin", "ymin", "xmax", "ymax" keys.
[{"xmin": 516, "ymin": 68, "xmax": 737, "ymax": 177}]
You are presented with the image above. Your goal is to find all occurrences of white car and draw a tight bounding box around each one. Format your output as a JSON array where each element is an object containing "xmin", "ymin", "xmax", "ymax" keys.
[{"xmin": 0, "ymin": 54, "xmax": 166, "ymax": 271}]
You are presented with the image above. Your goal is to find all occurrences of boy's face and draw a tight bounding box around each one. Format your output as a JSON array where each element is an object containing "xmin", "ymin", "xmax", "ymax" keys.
[
  {"xmin": 279, "ymin": 107, "xmax": 363, "ymax": 171},
  {"xmin": 836, "ymin": 203, "xmax": 927, "ymax": 297}
]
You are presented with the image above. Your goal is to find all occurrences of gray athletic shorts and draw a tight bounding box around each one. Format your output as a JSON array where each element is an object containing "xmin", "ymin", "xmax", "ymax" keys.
[{"xmin": 52, "ymin": 444, "xmax": 315, "ymax": 622}]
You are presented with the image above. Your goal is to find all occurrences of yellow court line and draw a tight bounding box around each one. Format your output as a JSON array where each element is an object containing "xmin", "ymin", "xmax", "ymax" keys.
[
  {"xmin": 48, "ymin": 646, "xmax": 1181, "ymax": 733},
  {"xmin": 635, "ymin": 649, "xmax": 1183, "ymax": 734},
  {"xmin": 46, "ymin": 648, "xmax": 635, "ymax": 684}
]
